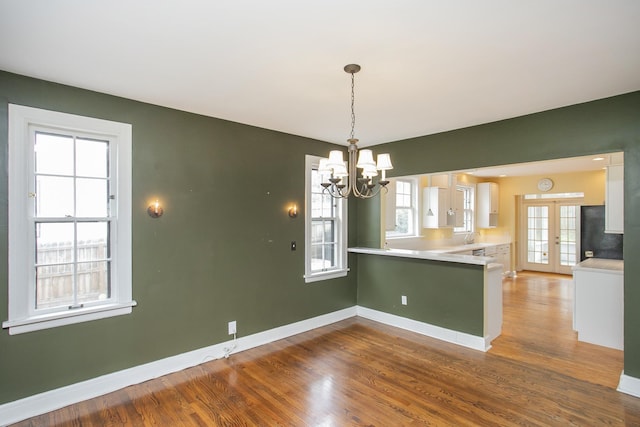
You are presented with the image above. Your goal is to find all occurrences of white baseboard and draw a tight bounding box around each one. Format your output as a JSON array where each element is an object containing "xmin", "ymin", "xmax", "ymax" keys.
[
  {"xmin": 0, "ymin": 306, "xmax": 357, "ymax": 426},
  {"xmin": 618, "ymin": 372, "xmax": 640, "ymax": 398},
  {"xmin": 356, "ymin": 306, "xmax": 490, "ymax": 352}
]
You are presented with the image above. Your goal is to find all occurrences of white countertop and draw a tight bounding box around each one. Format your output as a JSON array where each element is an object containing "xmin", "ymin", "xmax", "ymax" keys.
[
  {"xmin": 348, "ymin": 246, "xmax": 499, "ymax": 267},
  {"xmin": 572, "ymin": 258, "xmax": 624, "ymax": 273}
]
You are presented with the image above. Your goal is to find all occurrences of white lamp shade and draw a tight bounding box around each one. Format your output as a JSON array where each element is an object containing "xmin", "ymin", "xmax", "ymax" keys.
[
  {"xmin": 333, "ymin": 161, "xmax": 349, "ymax": 177},
  {"xmin": 356, "ymin": 149, "xmax": 376, "ymax": 168},
  {"xmin": 327, "ymin": 150, "xmax": 345, "ymax": 168},
  {"xmin": 362, "ymin": 165, "xmax": 378, "ymax": 178},
  {"xmin": 318, "ymin": 158, "xmax": 331, "ymax": 173},
  {"xmin": 376, "ymin": 153, "xmax": 393, "ymax": 170}
]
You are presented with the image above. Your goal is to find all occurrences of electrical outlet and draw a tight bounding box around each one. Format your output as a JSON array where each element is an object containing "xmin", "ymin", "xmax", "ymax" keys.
[
  {"xmin": 228, "ymin": 321, "xmax": 236, "ymax": 335},
  {"xmin": 401, "ymin": 295, "xmax": 407, "ymax": 305},
  {"xmin": 585, "ymin": 250, "xmax": 594, "ymax": 258}
]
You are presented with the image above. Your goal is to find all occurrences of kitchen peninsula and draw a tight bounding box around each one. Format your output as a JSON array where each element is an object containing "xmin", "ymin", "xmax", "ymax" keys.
[{"xmin": 349, "ymin": 246, "xmax": 503, "ymax": 351}]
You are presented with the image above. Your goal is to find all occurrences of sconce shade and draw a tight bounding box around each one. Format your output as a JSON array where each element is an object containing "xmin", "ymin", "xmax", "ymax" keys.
[
  {"xmin": 376, "ymin": 153, "xmax": 393, "ymax": 170},
  {"xmin": 356, "ymin": 149, "xmax": 376, "ymax": 168}
]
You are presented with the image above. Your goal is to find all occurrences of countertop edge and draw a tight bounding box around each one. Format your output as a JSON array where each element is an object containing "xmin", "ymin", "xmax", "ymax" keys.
[
  {"xmin": 572, "ymin": 258, "xmax": 624, "ymax": 273},
  {"xmin": 348, "ymin": 247, "xmax": 494, "ymax": 266}
]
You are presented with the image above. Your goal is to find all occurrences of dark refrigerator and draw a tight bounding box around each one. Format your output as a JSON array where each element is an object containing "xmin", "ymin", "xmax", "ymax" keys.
[{"xmin": 579, "ymin": 205, "xmax": 623, "ymax": 261}]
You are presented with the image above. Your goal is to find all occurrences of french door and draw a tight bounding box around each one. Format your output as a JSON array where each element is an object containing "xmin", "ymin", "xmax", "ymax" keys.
[{"xmin": 522, "ymin": 201, "xmax": 579, "ymax": 275}]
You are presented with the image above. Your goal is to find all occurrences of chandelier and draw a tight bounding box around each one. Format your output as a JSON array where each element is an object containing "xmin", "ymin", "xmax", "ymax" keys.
[{"xmin": 319, "ymin": 64, "xmax": 393, "ymax": 199}]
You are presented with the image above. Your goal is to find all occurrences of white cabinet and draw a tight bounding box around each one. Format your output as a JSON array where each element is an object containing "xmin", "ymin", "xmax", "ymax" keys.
[
  {"xmin": 453, "ymin": 187, "xmax": 465, "ymax": 228},
  {"xmin": 423, "ymin": 187, "xmax": 450, "ymax": 228},
  {"xmin": 573, "ymin": 259, "xmax": 623, "ymax": 350},
  {"xmin": 477, "ymin": 182, "xmax": 499, "ymax": 228},
  {"xmin": 605, "ymin": 162, "xmax": 623, "ymax": 234},
  {"xmin": 495, "ymin": 243, "xmax": 511, "ymax": 276}
]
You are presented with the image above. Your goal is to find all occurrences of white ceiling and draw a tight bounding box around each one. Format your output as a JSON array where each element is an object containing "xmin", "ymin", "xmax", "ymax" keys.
[
  {"xmin": 1, "ymin": 1, "xmax": 639, "ymax": 147},
  {"xmin": 464, "ymin": 153, "xmax": 615, "ymax": 178}
]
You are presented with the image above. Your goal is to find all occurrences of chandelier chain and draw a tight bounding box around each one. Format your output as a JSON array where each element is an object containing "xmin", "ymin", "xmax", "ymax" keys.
[{"xmin": 350, "ymin": 71, "xmax": 356, "ymax": 140}]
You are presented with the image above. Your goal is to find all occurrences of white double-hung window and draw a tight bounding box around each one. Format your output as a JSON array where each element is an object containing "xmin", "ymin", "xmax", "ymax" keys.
[
  {"xmin": 3, "ymin": 104, "xmax": 134, "ymax": 335},
  {"xmin": 304, "ymin": 155, "xmax": 348, "ymax": 283}
]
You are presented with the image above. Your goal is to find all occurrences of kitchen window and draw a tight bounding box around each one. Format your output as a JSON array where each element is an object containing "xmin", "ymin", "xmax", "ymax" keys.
[
  {"xmin": 3, "ymin": 105, "xmax": 134, "ymax": 335},
  {"xmin": 386, "ymin": 178, "xmax": 418, "ymax": 238},
  {"xmin": 304, "ymin": 155, "xmax": 348, "ymax": 283},
  {"xmin": 454, "ymin": 185, "xmax": 475, "ymax": 233}
]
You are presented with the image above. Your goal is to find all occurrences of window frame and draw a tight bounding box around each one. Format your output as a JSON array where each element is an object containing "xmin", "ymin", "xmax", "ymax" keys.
[
  {"xmin": 454, "ymin": 184, "xmax": 475, "ymax": 234},
  {"xmin": 3, "ymin": 104, "xmax": 134, "ymax": 335},
  {"xmin": 385, "ymin": 177, "xmax": 419, "ymax": 239},
  {"xmin": 304, "ymin": 155, "xmax": 348, "ymax": 283}
]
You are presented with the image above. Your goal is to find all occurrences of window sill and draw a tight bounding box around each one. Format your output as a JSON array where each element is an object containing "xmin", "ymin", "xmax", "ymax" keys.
[
  {"xmin": 2, "ymin": 301, "xmax": 137, "ymax": 335},
  {"xmin": 304, "ymin": 268, "xmax": 349, "ymax": 283}
]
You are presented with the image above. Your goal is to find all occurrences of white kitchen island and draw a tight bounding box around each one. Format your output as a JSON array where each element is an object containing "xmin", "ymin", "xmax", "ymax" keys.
[{"xmin": 572, "ymin": 258, "xmax": 624, "ymax": 350}]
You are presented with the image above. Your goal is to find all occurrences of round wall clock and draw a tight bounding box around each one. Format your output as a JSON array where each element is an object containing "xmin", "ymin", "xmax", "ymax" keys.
[{"xmin": 537, "ymin": 178, "xmax": 554, "ymax": 192}]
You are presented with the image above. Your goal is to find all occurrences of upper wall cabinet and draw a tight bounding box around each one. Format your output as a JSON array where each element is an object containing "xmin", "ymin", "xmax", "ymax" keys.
[
  {"xmin": 605, "ymin": 153, "xmax": 624, "ymax": 234},
  {"xmin": 477, "ymin": 182, "xmax": 499, "ymax": 228},
  {"xmin": 423, "ymin": 187, "xmax": 450, "ymax": 228}
]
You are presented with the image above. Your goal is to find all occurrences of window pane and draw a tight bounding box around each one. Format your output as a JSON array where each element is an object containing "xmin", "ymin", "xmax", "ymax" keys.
[
  {"xmin": 35, "ymin": 132, "xmax": 74, "ymax": 175},
  {"xmin": 395, "ymin": 209, "xmax": 409, "ymax": 233},
  {"xmin": 311, "ymin": 221, "xmax": 324, "ymax": 244},
  {"xmin": 36, "ymin": 264, "xmax": 74, "ymax": 309},
  {"xmin": 36, "ymin": 176, "xmax": 74, "ymax": 217},
  {"xmin": 36, "ymin": 222, "xmax": 74, "ymax": 264},
  {"xmin": 76, "ymin": 261, "xmax": 110, "ymax": 302},
  {"xmin": 76, "ymin": 178, "xmax": 108, "ymax": 217},
  {"xmin": 323, "ymin": 221, "xmax": 335, "ymax": 244},
  {"xmin": 323, "ymin": 244, "xmax": 336, "ymax": 267},
  {"xmin": 77, "ymin": 222, "xmax": 109, "ymax": 261},
  {"xmin": 76, "ymin": 138, "xmax": 108, "ymax": 178}
]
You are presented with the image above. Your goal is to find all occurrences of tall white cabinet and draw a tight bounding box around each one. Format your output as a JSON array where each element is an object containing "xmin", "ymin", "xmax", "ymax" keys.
[
  {"xmin": 605, "ymin": 153, "xmax": 624, "ymax": 233},
  {"xmin": 477, "ymin": 182, "xmax": 499, "ymax": 228}
]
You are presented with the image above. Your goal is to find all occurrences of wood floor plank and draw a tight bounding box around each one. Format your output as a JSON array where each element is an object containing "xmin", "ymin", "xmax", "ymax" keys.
[{"xmin": 9, "ymin": 271, "xmax": 640, "ymax": 426}]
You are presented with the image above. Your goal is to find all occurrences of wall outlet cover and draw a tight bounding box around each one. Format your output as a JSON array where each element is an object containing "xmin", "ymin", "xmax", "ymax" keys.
[{"xmin": 228, "ymin": 321, "xmax": 237, "ymax": 335}]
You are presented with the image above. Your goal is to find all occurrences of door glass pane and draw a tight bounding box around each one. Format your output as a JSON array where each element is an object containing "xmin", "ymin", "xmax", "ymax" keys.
[
  {"xmin": 35, "ymin": 132, "xmax": 74, "ymax": 175},
  {"xmin": 559, "ymin": 205, "xmax": 577, "ymax": 266},
  {"xmin": 36, "ymin": 176, "xmax": 74, "ymax": 217},
  {"xmin": 76, "ymin": 178, "xmax": 108, "ymax": 217},
  {"xmin": 76, "ymin": 138, "xmax": 108, "ymax": 178},
  {"xmin": 527, "ymin": 206, "xmax": 549, "ymax": 264}
]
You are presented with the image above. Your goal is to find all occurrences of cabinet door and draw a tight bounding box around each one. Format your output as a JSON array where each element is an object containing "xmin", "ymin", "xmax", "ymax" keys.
[
  {"xmin": 477, "ymin": 182, "xmax": 499, "ymax": 228},
  {"xmin": 453, "ymin": 187, "xmax": 465, "ymax": 228},
  {"xmin": 605, "ymin": 164, "xmax": 623, "ymax": 233},
  {"xmin": 423, "ymin": 187, "xmax": 449, "ymax": 228}
]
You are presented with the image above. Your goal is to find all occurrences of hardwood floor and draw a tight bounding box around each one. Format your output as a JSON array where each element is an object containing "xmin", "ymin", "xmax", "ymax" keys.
[{"xmin": 12, "ymin": 272, "xmax": 640, "ymax": 426}]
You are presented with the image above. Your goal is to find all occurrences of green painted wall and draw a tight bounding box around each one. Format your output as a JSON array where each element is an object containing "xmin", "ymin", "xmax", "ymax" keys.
[
  {"xmin": 355, "ymin": 91, "xmax": 640, "ymax": 378},
  {"xmin": 1, "ymin": 70, "xmax": 639, "ymax": 406},
  {"xmin": 357, "ymin": 255, "xmax": 484, "ymax": 336},
  {"xmin": 0, "ymin": 71, "xmax": 358, "ymax": 404}
]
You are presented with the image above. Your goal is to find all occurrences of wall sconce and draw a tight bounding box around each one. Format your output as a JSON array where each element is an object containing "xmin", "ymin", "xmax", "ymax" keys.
[
  {"xmin": 288, "ymin": 205, "xmax": 298, "ymax": 218},
  {"xmin": 147, "ymin": 200, "xmax": 164, "ymax": 218}
]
